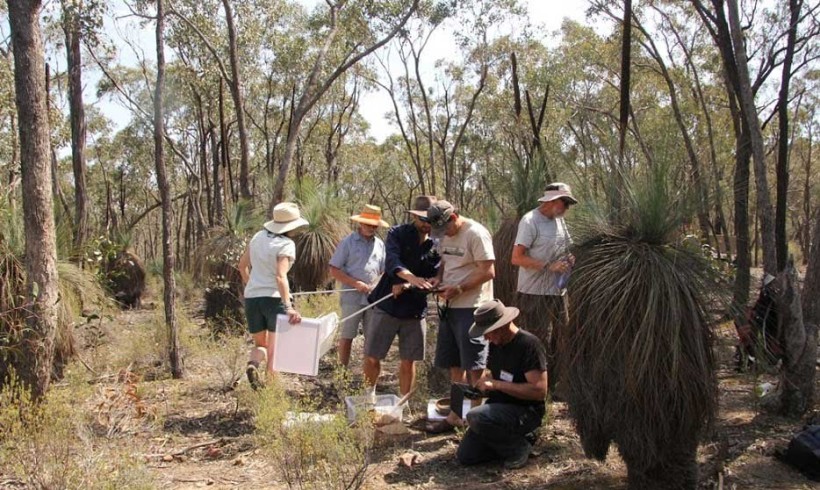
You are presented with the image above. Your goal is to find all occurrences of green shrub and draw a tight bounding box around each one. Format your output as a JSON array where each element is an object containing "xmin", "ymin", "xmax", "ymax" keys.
[{"xmin": 253, "ymin": 380, "xmax": 373, "ymax": 489}]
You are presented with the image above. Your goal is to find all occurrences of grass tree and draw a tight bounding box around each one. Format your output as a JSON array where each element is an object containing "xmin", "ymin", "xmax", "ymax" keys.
[
  {"xmin": 194, "ymin": 201, "xmax": 260, "ymax": 335},
  {"xmin": 562, "ymin": 164, "xmax": 720, "ymax": 489},
  {"xmin": 290, "ymin": 180, "xmax": 348, "ymax": 293}
]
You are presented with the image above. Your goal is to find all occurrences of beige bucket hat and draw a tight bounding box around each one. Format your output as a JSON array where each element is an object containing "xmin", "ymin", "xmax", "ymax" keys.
[{"xmin": 264, "ymin": 202, "xmax": 309, "ymax": 234}]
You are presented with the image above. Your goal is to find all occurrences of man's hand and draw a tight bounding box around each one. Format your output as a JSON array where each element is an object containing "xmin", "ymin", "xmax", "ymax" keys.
[
  {"xmin": 547, "ymin": 260, "xmax": 571, "ymax": 274},
  {"xmin": 353, "ymin": 280, "xmax": 371, "ymax": 294},
  {"xmin": 438, "ymin": 284, "xmax": 462, "ymax": 301},
  {"xmin": 476, "ymin": 373, "xmax": 496, "ymax": 392},
  {"xmin": 391, "ymin": 283, "xmax": 407, "ymax": 298},
  {"xmin": 404, "ymin": 275, "xmax": 433, "ymax": 290}
]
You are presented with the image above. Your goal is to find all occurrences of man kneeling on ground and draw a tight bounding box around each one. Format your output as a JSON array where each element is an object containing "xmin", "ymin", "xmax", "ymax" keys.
[{"xmin": 456, "ymin": 299, "xmax": 548, "ymax": 470}]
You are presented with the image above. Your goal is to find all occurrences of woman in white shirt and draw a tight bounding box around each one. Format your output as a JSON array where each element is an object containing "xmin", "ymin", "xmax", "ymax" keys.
[{"xmin": 238, "ymin": 202, "xmax": 308, "ymax": 389}]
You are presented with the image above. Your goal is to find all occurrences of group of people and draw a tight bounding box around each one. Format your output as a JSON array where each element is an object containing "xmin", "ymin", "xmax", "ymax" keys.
[{"xmin": 238, "ymin": 183, "xmax": 579, "ymax": 469}]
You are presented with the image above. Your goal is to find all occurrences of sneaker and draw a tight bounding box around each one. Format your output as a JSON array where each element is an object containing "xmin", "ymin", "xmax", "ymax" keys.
[
  {"xmin": 246, "ymin": 363, "xmax": 264, "ymax": 391},
  {"xmin": 503, "ymin": 445, "xmax": 531, "ymax": 470}
]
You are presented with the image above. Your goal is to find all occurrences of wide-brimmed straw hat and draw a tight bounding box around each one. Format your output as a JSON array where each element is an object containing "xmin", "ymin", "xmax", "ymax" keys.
[
  {"xmin": 351, "ymin": 204, "xmax": 390, "ymax": 227},
  {"xmin": 263, "ymin": 202, "xmax": 309, "ymax": 234},
  {"xmin": 407, "ymin": 195, "xmax": 437, "ymax": 219},
  {"xmin": 538, "ymin": 182, "xmax": 578, "ymax": 204},
  {"xmin": 468, "ymin": 299, "xmax": 520, "ymax": 338}
]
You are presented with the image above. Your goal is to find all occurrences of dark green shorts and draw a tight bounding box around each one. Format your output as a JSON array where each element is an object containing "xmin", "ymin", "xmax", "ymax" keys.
[{"xmin": 244, "ymin": 297, "xmax": 286, "ymax": 334}]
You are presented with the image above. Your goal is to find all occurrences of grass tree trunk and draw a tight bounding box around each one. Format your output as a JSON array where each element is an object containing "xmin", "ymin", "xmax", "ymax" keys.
[
  {"xmin": 64, "ymin": 0, "xmax": 88, "ymax": 261},
  {"xmin": 154, "ymin": 0, "xmax": 182, "ymax": 379},
  {"xmin": 8, "ymin": 0, "xmax": 60, "ymax": 398}
]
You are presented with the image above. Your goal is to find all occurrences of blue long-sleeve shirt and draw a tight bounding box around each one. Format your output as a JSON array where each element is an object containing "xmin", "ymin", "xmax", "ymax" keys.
[{"xmin": 367, "ymin": 223, "xmax": 441, "ymax": 319}]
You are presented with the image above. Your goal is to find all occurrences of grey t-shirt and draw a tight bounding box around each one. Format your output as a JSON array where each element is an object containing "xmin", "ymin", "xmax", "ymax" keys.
[{"xmin": 514, "ymin": 208, "xmax": 572, "ymax": 296}]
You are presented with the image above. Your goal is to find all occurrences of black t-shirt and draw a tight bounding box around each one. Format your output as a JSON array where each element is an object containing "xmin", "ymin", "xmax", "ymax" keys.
[{"xmin": 486, "ymin": 329, "xmax": 547, "ymax": 412}]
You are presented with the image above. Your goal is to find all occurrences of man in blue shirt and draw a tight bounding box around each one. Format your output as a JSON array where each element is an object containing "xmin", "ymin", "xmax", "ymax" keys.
[
  {"xmin": 364, "ymin": 196, "xmax": 441, "ymax": 396},
  {"xmin": 329, "ymin": 204, "xmax": 389, "ymax": 368}
]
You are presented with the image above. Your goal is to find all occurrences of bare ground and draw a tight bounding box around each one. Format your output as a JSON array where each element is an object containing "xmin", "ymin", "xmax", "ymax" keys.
[{"xmin": 34, "ymin": 287, "xmax": 819, "ymax": 490}]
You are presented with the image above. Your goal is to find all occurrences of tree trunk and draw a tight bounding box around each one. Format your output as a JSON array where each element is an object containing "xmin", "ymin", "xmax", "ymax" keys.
[
  {"xmin": 801, "ymin": 114, "xmax": 813, "ymax": 264},
  {"xmin": 154, "ymin": 0, "xmax": 182, "ymax": 379},
  {"xmin": 726, "ymin": 0, "xmax": 777, "ymax": 275},
  {"xmin": 209, "ymin": 121, "xmax": 224, "ymax": 223},
  {"xmin": 617, "ymin": 0, "xmax": 632, "ymax": 172},
  {"xmin": 220, "ymin": 0, "xmax": 251, "ymax": 202},
  {"xmin": 64, "ymin": 0, "xmax": 88, "ymax": 261},
  {"xmin": 803, "ymin": 196, "xmax": 820, "ymax": 327},
  {"xmin": 218, "ymin": 79, "xmax": 236, "ymax": 204},
  {"xmin": 775, "ymin": 0, "xmax": 802, "ymax": 271},
  {"xmin": 731, "ymin": 99, "xmax": 752, "ymax": 320},
  {"xmin": 45, "ymin": 62, "xmax": 72, "ymax": 223},
  {"xmin": 8, "ymin": 0, "xmax": 60, "ymax": 399},
  {"xmin": 763, "ymin": 263, "xmax": 817, "ymax": 417}
]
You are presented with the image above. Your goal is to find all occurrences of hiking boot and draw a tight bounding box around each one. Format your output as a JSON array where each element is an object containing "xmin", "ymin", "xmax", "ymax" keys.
[
  {"xmin": 503, "ymin": 449, "xmax": 530, "ymax": 470},
  {"xmin": 525, "ymin": 428, "xmax": 541, "ymax": 445},
  {"xmin": 246, "ymin": 363, "xmax": 264, "ymax": 391}
]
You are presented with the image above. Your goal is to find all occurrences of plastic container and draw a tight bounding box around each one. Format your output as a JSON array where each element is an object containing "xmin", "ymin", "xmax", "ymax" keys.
[
  {"xmin": 345, "ymin": 394, "xmax": 406, "ymax": 424},
  {"xmin": 272, "ymin": 313, "xmax": 338, "ymax": 376}
]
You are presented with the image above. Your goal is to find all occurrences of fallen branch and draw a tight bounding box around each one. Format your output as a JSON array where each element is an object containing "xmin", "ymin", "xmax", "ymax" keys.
[{"xmin": 143, "ymin": 438, "xmax": 226, "ymax": 460}]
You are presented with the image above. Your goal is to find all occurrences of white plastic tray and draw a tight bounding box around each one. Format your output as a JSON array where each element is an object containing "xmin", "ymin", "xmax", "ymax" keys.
[{"xmin": 272, "ymin": 312, "xmax": 338, "ymax": 376}]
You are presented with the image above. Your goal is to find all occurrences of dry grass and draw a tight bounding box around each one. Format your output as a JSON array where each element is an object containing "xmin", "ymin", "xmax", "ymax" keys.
[{"xmin": 0, "ymin": 369, "xmax": 156, "ymax": 489}]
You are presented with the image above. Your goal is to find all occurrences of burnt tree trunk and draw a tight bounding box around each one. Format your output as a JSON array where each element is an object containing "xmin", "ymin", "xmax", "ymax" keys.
[{"xmin": 8, "ymin": 0, "xmax": 60, "ymax": 398}]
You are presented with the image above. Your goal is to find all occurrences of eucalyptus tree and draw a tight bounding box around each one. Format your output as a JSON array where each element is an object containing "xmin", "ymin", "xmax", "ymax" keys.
[
  {"xmin": 6, "ymin": 0, "xmax": 60, "ymax": 398},
  {"xmin": 691, "ymin": 0, "xmax": 779, "ymax": 278},
  {"xmin": 773, "ymin": 0, "xmax": 820, "ymax": 270},
  {"xmin": 269, "ymin": 0, "xmax": 420, "ymax": 210},
  {"xmin": 375, "ymin": 0, "xmax": 525, "ymax": 206},
  {"xmin": 60, "ymin": 0, "xmax": 105, "ymax": 260},
  {"xmin": 152, "ymin": 0, "xmax": 182, "ymax": 378},
  {"xmin": 166, "ymin": 0, "xmax": 254, "ymax": 202}
]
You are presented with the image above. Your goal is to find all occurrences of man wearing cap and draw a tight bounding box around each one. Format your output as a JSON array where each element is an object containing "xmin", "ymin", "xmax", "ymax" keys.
[
  {"xmin": 510, "ymin": 182, "xmax": 577, "ymax": 392},
  {"xmin": 239, "ymin": 202, "xmax": 309, "ymax": 389},
  {"xmin": 363, "ymin": 196, "xmax": 441, "ymax": 396},
  {"xmin": 456, "ymin": 299, "xmax": 548, "ymax": 469},
  {"xmin": 427, "ymin": 201, "xmax": 495, "ymax": 395},
  {"xmin": 329, "ymin": 204, "xmax": 389, "ymax": 368}
]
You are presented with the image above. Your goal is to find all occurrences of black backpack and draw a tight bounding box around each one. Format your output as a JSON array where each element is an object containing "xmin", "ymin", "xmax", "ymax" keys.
[{"xmin": 776, "ymin": 425, "xmax": 820, "ymax": 481}]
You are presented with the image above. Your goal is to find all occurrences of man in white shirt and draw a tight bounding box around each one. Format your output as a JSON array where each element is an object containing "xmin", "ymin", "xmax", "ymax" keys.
[
  {"xmin": 510, "ymin": 182, "xmax": 577, "ymax": 393},
  {"xmin": 427, "ymin": 200, "xmax": 495, "ymax": 398}
]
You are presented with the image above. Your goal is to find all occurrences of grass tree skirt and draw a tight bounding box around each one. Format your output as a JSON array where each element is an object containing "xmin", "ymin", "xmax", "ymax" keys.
[{"xmin": 562, "ymin": 234, "xmax": 718, "ymax": 489}]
